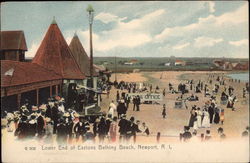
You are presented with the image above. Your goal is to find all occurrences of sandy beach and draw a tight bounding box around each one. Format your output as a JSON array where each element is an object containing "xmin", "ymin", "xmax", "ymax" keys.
[{"xmin": 100, "ymin": 71, "xmax": 249, "ymax": 143}]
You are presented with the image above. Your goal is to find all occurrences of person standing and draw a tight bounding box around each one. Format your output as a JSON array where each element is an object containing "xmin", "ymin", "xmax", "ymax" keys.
[
  {"xmin": 197, "ymin": 107, "xmax": 202, "ymax": 128},
  {"xmin": 74, "ymin": 117, "xmax": 87, "ymax": 142},
  {"xmin": 202, "ymin": 108, "xmax": 210, "ymax": 128},
  {"xmin": 27, "ymin": 114, "xmax": 37, "ymax": 138},
  {"xmin": 136, "ymin": 95, "xmax": 141, "ymax": 111},
  {"xmin": 116, "ymin": 91, "xmax": 120, "ymax": 102},
  {"xmin": 109, "ymin": 116, "xmax": 118, "ymax": 143},
  {"xmin": 65, "ymin": 115, "xmax": 74, "ymax": 144},
  {"xmin": 37, "ymin": 111, "xmax": 45, "ymax": 138},
  {"xmin": 93, "ymin": 118, "xmax": 99, "ymax": 137},
  {"xmin": 117, "ymin": 101, "xmax": 122, "ymax": 119},
  {"xmin": 98, "ymin": 117, "xmax": 107, "ymax": 143},
  {"xmin": 132, "ymin": 96, "xmax": 137, "ymax": 111},
  {"xmin": 120, "ymin": 100, "xmax": 127, "ymax": 115},
  {"xmin": 213, "ymin": 106, "xmax": 220, "ymax": 124},
  {"xmin": 56, "ymin": 119, "xmax": 67, "ymax": 144},
  {"xmin": 105, "ymin": 115, "xmax": 112, "ymax": 137},
  {"xmin": 208, "ymin": 105, "xmax": 214, "ymax": 124},
  {"xmin": 188, "ymin": 108, "xmax": 197, "ymax": 128},
  {"xmin": 51, "ymin": 103, "xmax": 59, "ymax": 134},
  {"xmin": 125, "ymin": 94, "xmax": 131, "ymax": 109},
  {"xmin": 118, "ymin": 114, "xmax": 128, "ymax": 142},
  {"xmin": 162, "ymin": 104, "xmax": 166, "ymax": 119}
]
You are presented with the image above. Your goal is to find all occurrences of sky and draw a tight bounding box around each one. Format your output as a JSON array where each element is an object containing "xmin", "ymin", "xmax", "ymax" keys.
[{"xmin": 1, "ymin": 1, "xmax": 249, "ymax": 58}]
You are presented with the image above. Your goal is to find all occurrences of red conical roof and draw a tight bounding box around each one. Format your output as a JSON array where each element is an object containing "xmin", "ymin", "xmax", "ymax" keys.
[
  {"xmin": 69, "ymin": 34, "xmax": 98, "ymax": 77},
  {"xmin": 32, "ymin": 22, "xmax": 85, "ymax": 80}
]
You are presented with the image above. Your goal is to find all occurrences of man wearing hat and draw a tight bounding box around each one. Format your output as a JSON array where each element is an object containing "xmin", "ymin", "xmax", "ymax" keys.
[
  {"xmin": 51, "ymin": 102, "xmax": 60, "ymax": 134},
  {"xmin": 118, "ymin": 114, "xmax": 128, "ymax": 142},
  {"xmin": 135, "ymin": 95, "xmax": 141, "ymax": 111},
  {"xmin": 74, "ymin": 116, "xmax": 88, "ymax": 142},
  {"xmin": 120, "ymin": 99, "xmax": 127, "ymax": 115},
  {"xmin": 64, "ymin": 112, "xmax": 74, "ymax": 143},
  {"xmin": 37, "ymin": 111, "xmax": 45, "ymax": 138},
  {"xmin": 27, "ymin": 113, "xmax": 37, "ymax": 138}
]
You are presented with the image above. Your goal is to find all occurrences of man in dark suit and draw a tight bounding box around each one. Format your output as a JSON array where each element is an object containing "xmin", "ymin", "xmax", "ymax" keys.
[
  {"xmin": 74, "ymin": 117, "xmax": 88, "ymax": 142},
  {"xmin": 136, "ymin": 95, "xmax": 141, "ymax": 111},
  {"xmin": 51, "ymin": 103, "xmax": 59, "ymax": 134},
  {"xmin": 118, "ymin": 114, "xmax": 128, "ymax": 142},
  {"xmin": 37, "ymin": 111, "xmax": 45, "ymax": 138},
  {"xmin": 208, "ymin": 105, "xmax": 214, "ymax": 124}
]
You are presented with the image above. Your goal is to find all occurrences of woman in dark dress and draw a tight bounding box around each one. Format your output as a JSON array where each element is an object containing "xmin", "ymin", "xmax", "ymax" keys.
[
  {"xmin": 98, "ymin": 117, "xmax": 107, "ymax": 143},
  {"xmin": 213, "ymin": 107, "xmax": 220, "ymax": 124},
  {"xmin": 188, "ymin": 109, "xmax": 197, "ymax": 127}
]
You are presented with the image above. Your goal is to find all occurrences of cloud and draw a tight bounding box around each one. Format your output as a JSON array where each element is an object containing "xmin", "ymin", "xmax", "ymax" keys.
[
  {"xmin": 154, "ymin": 3, "xmax": 248, "ymax": 43},
  {"xmin": 229, "ymin": 39, "xmax": 249, "ymax": 46},
  {"xmin": 208, "ymin": 2, "xmax": 215, "ymax": 13},
  {"xmin": 173, "ymin": 42, "xmax": 190, "ymax": 50},
  {"xmin": 194, "ymin": 36, "xmax": 223, "ymax": 48},
  {"xmin": 215, "ymin": 3, "xmax": 248, "ymax": 25},
  {"xmin": 78, "ymin": 9, "xmax": 165, "ymax": 52},
  {"xmin": 26, "ymin": 42, "xmax": 39, "ymax": 58},
  {"xmin": 95, "ymin": 12, "xmax": 127, "ymax": 24},
  {"xmin": 65, "ymin": 36, "xmax": 72, "ymax": 45},
  {"xmin": 79, "ymin": 30, "xmax": 151, "ymax": 52}
]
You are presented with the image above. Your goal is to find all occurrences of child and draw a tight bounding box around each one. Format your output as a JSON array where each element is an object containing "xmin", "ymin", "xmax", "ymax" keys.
[{"xmin": 162, "ymin": 104, "xmax": 166, "ymax": 118}]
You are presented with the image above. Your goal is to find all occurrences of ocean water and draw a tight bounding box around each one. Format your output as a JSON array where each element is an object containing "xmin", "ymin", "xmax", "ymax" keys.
[{"xmin": 227, "ymin": 72, "xmax": 249, "ymax": 82}]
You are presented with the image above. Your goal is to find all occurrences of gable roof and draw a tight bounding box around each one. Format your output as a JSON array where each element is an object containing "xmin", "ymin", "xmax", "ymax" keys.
[
  {"xmin": 1, "ymin": 60, "xmax": 62, "ymax": 87},
  {"xmin": 0, "ymin": 31, "xmax": 27, "ymax": 51},
  {"xmin": 69, "ymin": 34, "xmax": 98, "ymax": 77},
  {"xmin": 32, "ymin": 22, "xmax": 85, "ymax": 80}
]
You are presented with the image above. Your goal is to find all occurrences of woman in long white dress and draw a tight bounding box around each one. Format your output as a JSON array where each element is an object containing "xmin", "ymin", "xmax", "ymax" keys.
[
  {"xmin": 197, "ymin": 108, "xmax": 202, "ymax": 128},
  {"xmin": 202, "ymin": 108, "xmax": 210, "ymax": 128}
]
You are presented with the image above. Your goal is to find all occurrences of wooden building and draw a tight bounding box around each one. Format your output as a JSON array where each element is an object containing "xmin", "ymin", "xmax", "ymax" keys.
[
  {"xmin": 0, "ymin": 31, "xmax": 27, "ymax": 61},
  {"xmin": 1, "ymin": 60, "xmax": 62, "ymax": 113},
  {"xmin": 1, "ymin": 20, "xmax": 86, "ymax": 113},
  {"xmin": 32, "ymin": 20, "xmax": 86, "ymax": 96},
  {"xmin": 69, "ymin": 33, "xmax": 99, "ymax": 88}
]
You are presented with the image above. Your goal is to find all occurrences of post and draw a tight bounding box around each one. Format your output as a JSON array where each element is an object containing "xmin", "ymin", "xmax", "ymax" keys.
[
  {"xmin": 87, "ymin": 5, "xmax": 94, "ymax": 89},
  {"xmin": 50, "ymin": 86, "xmax": 52, "ymax": 97},
  {"xmin": 36, "ymin": 89, "xmax": 39, "ymax": 106},
  {"xmin": 89, "ymin": 22, "xmax": 93, "ymax": 88},
  {"xmin": 17, "ymin": 93, "xmax": 21, "ymax": 109},
  {"xmin": 56, "ymin": 85, "xmax": 58, "ymax": 95},
  {"xmin": 97, "ymin": 94, "xmax": 101, "ymax": 106}
]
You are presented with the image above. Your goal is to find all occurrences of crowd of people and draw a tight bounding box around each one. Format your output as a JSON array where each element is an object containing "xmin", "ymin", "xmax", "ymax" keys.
[
  {"xmin": 3, "ymin": 73, "xmax": 249, "ymax": 145},
  {"xmin": 176, "ymin": 73, "xmax": 249, "ymax": 142},
  {"xmin": 4, "ymin": 93, "xmax": 150, "ymax": 144}
]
